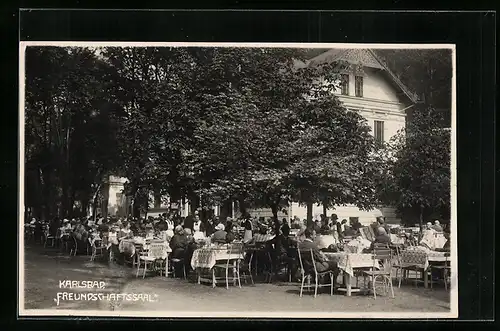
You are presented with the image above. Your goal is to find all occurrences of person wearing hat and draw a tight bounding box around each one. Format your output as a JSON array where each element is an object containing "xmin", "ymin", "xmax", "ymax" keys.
[{"xmin": 211, "ymin": 223, "xmax": 227, "ymax": 244}]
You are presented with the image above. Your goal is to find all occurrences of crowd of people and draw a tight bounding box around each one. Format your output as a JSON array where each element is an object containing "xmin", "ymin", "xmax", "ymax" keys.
[{"xmin": 24, "ymin": 211, "xmax": 450, "ymax": 285}]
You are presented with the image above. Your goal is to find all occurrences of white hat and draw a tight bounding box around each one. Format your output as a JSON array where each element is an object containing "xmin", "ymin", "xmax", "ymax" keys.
[{"xmin": 215, "ymin": 223, "xmax": 225, "ymax": 231}]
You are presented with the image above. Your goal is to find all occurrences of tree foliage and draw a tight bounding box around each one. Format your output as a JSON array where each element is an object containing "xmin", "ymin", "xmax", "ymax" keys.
[
  {"xmin": 378, "ymin": 106, "xmax": 451, "ymax": 224},
  {"xmin": 27, "ymin": 46, "xmax": 428, "ymax": 221}
]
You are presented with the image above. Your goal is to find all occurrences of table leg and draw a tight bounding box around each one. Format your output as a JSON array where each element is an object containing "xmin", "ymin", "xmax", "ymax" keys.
[
  {"xmin": 344, "ymin": 272, "xmax": 352, "ymax": 296},
  {"xmin": 165, "ymin": 254, "xmax": 169, "ymax": 278},
  {"xmin": 424, "ymin": 267, "xmax": 429, "ymax": 288},
  {"xmin": 232, "ymin": 261, "xmax": 237, "ymax": 286}
]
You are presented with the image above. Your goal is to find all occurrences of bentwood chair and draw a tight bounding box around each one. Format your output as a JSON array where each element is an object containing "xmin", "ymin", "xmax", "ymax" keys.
[
  {"xmin": 69, "ymin": 235, "xmax": 79, "ymax": 256},
  {"xmin": 430, "ymin": 253, "xmax": 451, "ymax": 290},
  {"xmin": 398, "ymin": 250, "xmax": 430, "ymax": 288},
  {"xmin": 362, "ymin": 244, "xmax": 395, "ymax": 299},
  {"xmin": 90, "ymin": 237, "xmax": 106, "ymax": 261},
  {"xmin": 212, "ymin": 242, "xmax": 245, "ymax": 289},
  {"xmin": 137, "ymin": 242, "xmax": 167, "ymax": 279},
  {"xmin": 297, "ymin": 248, "xmax": 335, "ymax": 298},
  {"xmin": 44, "ymin": 228, "xmax": 57, "ymax": 248}
]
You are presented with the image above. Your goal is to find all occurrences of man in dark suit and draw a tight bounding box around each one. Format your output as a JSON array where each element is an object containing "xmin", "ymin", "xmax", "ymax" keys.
[{"xmin": 298, "ymin": 229, "xmax": 340, "ymax": 278}]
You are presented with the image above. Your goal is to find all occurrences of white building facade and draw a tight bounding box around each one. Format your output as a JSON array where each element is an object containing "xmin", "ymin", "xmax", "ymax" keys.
[{"xmin": 269, "ymin": 48, "xmax": 418, "ymax": 225}]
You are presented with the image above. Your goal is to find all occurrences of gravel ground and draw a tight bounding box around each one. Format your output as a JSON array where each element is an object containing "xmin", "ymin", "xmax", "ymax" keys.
[{"xmin": 22, "ymin": 245, "xmax": 451, "ymax": 314}]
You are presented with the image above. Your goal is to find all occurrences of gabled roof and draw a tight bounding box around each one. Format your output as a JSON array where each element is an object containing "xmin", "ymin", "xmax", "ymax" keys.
[{"xmin": 307, "ymin": 48, "xmax": 419, "ymax": 104}]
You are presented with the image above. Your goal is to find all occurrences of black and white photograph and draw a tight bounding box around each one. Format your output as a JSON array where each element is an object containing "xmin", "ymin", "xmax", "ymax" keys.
[{"xmin": 19, "ymin": 42, "xmax": 456, "ymax": 318}]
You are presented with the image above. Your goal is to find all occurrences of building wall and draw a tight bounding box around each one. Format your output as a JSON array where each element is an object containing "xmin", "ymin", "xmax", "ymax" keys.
[{"xmin": 105, "ymin": 176, "xmax": 128, "ymax": 217}]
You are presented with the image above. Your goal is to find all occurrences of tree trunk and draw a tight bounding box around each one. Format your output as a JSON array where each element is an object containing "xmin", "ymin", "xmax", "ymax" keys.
[
  {"xmin": 306, "ymin": 202, "xmax": 313, "ymax": 224},
  {"xmin": 238, "ymin": 197, "xmax": 247, "ymax": 218},
  {"xmin": 189, "ymin": 194, "xmax": 201, "ymax": 215},
  {"xmin": 154, "ymin": 190, "xmax": 161, "ymax": 208},
  {"xmin": 91, "ymin": 184, "xmax": 102, "ymax": 223},
  {"xmin": 322, "ymin": 201, "xmax": 327, "ymax": 217},
  {"xmin": 419, "ymin": 205, "xmax": 424, "ymax": 240},
  {"xmin": 270, "ymin": 203, "xmax": 278, "ymax": 220},
  {"xmin": 81, "ymin": 199, "xmax": 89, "ymax": 217},
  {"xmin": 220, "ymin": 199, "xmax": 232, "ymax": 219}
]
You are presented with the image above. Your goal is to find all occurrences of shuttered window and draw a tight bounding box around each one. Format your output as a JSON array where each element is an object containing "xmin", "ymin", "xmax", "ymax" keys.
[
  {"xmin": 355, "ymin": 76, "xmax": 363, "ymax": 97},
  {"xmin": 340, "ymin": 74, "xmax": 349, "ymax": 95},
  {"xmin": 374, "ymin": 120, "xmax": 384, "ymax": 144}
]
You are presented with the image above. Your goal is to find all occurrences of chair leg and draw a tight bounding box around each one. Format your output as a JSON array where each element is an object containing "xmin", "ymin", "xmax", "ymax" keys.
[
  {"xmin": 225, "ymin": 267, "xmax": 229, "ymax": 289},
  {"xmin": 372, "ymin": 275, "xmax": 377, "ymax": 299},
  {"xmin": 136, "ymin": 261, "xmax": 140, "ymax": 278},
  {"xmin": 314, "ymin": 275, "xmax": 318, "ymax": 298},
  {"xmin": 388, "ymin": 276, "xmax": 395, "ymax": 298},
  {"xmin": 300, "ymin": 275, "xmax": 305, "ymax": 297},
  {"xmin": 143, "ymin": 261, "xmax": 147, "ymax": 279},
  {"xmin": 237, "ymin": 267, "xmax": 242, "ymax": 288},
  {"xmin": 330, "ymin": 274, "xmax": 334, "ymax": 296},
  {"xmin": 212, "ymin": 269, "xmax": 216, "ymax": 288}
]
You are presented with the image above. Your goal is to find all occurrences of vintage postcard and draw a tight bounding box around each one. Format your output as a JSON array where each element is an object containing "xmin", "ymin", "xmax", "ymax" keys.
[{"xmin": 19, "ymin": 42, "xmax": 457, "ymax": 318}]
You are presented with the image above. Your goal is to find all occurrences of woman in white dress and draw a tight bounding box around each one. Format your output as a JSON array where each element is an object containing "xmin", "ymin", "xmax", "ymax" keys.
[{"xmin": 192, "ymin": 215, "xmax": 204, "ymax": 240}]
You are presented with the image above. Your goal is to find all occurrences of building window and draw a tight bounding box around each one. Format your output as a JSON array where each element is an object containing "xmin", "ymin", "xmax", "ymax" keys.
[
  {"xmin": 355, "ymin": 76, "xmax": 363, "ymax": 97},
  {"xmin": 374, "ymin": 120, "xmax": 384, "ymax": 144},
  {"xmin": 340, "ymin": 74, "xmax": 349, "ymax": 95}
]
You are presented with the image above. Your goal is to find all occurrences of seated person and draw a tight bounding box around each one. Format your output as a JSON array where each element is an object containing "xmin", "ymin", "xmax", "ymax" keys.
[
  {"xmin": 144, "ymin": 224, "xmax": 155, "ymax": 239},
  {"xmin": 118, "ymin": 221, "xmax": 133, "ymax": 240},
  {"xmin": 431, "ymin": 220, "xmax": 444, "ymax": 232},
  {"xmin": 435, "ymin": 233, "xmax": 451, "ymax": 252},
  {"xmin": 225, "ymin": 229, "xmax": 236, "ymax": 244},
  {"xmin": 211, "ymin": 223, "xmax": 227, "ymax": 243},
  {"xmin": 376, "ymin": 216, "xmax": 391, "ymax": 236},
  {"xmin": 298, "ymin": 229, "xmax": 340, "ymax": 279},
  {"xmin": 169, "ymin": 225, "xmax": 189, "ymax": 259},
  {"xmin": 314, "ymin": 228, "xmax": 337, "ymax": 250},
  {"xmin": 295, "ymin": 225, "xmax": 308, "ymax": 243},
  {"xmin": 271, "ymin": 226, "xmax": 294, "ymax": 275},
  {"xmin": 343, "ymin": 226, "xmax": 358, "ymax": 237},
  {"xmin": 156, "ymin": 219, "xmax": 168, "ymax": 232},
  {"xmin": 247, "ymin": 226, "xmax": 274, "ymax": 245},
  {"xmin": 369, "ymin": 227, "xmax": 392, "ymax": 250},
  {"xmin": 184, "ymin": 228, "xmax": 194, "ymax": 243}
]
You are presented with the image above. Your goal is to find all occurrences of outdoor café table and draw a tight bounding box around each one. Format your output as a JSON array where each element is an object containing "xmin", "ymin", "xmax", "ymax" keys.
[
  {"xmin": 191, "ymin": 246, "xmax": 244, "ymax": 286},
  {"xmin": 120, "ymin": 238, "xmax": 172, "ymax": 273},
  {"xmin": 400, "ymin": 246, "xmax": 448, "ymax": 288},
  {"xmin": 323, "ymin": 252, "xmax": 375, "ymax": 296}
]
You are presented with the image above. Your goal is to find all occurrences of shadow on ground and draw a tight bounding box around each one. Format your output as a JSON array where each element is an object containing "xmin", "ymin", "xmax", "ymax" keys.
[{"xmin": 22, "ymin": 245, "xmax": 451, "ymax": 314}]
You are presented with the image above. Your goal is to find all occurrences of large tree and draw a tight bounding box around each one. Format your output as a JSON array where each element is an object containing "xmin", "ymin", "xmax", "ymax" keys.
[
  {"xmin": 25, "ymin": 46, "xmax": 122, "ymax": 219},
  {"xmin": 379, "ymin": 106, "xmax": 451, "ymax": 227}
]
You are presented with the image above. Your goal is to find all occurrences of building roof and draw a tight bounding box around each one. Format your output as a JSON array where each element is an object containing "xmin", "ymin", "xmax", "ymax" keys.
[{"xmin": 307, "ymin": 48, "xmax": 420, "ymax": 104}]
